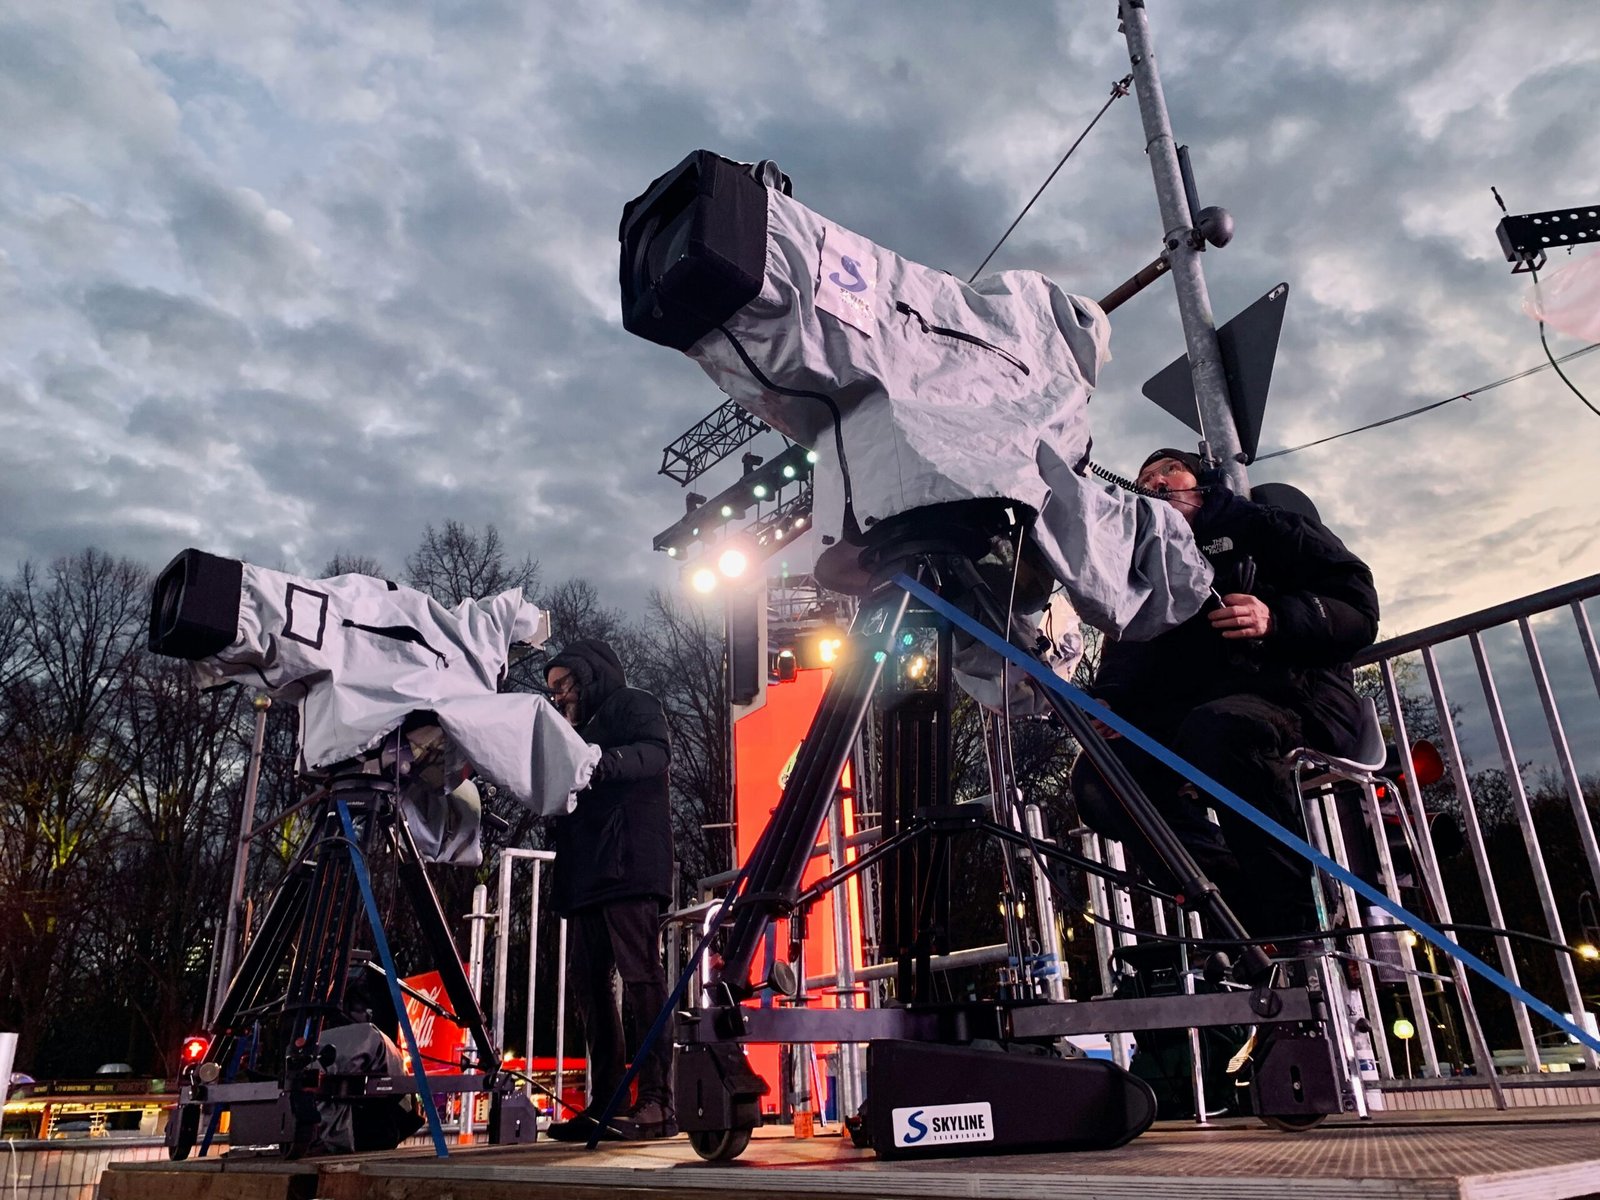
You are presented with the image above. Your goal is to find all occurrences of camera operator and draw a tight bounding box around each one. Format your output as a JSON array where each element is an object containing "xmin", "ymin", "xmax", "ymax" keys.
[
  {"xmin": 1070, "ymin": 449, "xmax": 1379, "ymax": 948},
  {"xmin": 542, "ymin": 639, "xmax": 677, "ymax": 1141}
]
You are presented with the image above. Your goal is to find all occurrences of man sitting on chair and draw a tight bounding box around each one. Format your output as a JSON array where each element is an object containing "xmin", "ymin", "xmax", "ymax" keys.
[{"xmin": 1070, "ymin": 448, "xmax": 1379, "ymax": 945}]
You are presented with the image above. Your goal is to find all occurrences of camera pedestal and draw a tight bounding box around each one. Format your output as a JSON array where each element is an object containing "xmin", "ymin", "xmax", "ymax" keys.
[
  {"xmin": 166, "ymin": 756, "xmax": 533, "ymax": 1160},
  {"xmin": 661, "ymin": 508, "xmax": 1347, "ymax": 1159}
]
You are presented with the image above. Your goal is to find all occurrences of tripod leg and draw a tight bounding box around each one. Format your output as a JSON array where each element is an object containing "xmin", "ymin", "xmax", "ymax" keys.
[
  {"xmin": 390, "ymin": 809, "xmax": 501, "ymax": 1069},
  {"xmin": 333, "ymin": 796, "xmax": 452, "ymax": 1159},
  {"xmin": 945, "ymin": 558, "xmax": 1263, "ymax": 967},
  {"xmin": 716, "ymin": 582, "xmax": 915, "ymax": 993}
]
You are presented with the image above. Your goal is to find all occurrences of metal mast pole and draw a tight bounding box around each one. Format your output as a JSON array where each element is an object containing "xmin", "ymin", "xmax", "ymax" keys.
[
  {"xmin": 215, "ymin": 694, "xmax": 271, "ymax": 1016},
  {"xmin": 1119, "ymin": 0, "xmax": 1249, "ymax": 495}
]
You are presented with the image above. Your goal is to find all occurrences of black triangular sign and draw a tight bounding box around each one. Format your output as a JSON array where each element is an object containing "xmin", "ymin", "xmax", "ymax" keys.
[{"xmin": 1139, "ymin": 282, "xmax": 1289, "ymax": 464}]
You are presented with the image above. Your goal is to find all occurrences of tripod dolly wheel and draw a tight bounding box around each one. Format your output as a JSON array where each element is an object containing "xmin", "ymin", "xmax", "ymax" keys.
[
  {"xmin": 688, "ymin": 1127, "xmax": 752, "ymax": 1161},
  {"xmin": 1259, "ymin": 1112, "xmax": 1327, "ymax": 1133},
  {"xmin": 165, "ymin": 1103, "xmax": 199, "ymax": 1161}
]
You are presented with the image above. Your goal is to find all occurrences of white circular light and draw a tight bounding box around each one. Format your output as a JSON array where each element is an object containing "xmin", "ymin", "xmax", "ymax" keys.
[
  {"xmin": 666, "ymin": 546, "xmax": 678, "ymax": 558},
  {"xmin": 718, "ymin": 548, "xmax": 749, "ymax": 578},
  {"xmin": 805, "ymin": 450, "xmax": 819, "ymax": 464},
  {"xmin": 690, "ymin": 567, "xmax": 718, "ymax": 594},
  {"xmin": 782, "ymin": 465, "xmax": 796, "ymax": 479},
  {"xmin": 752, "ymin": 484, "xmax": 768, "ymax": 499},
  {"xmin": 774, "ymin": 528, "xmax": 785, "ymax": 540},
  {"xmin": 794, "ymin": 516, "xmax": 807, "ymax": 529},
  {"xmin": 720, "ymin": 504, "xmax": 734, "ymax": 518}
]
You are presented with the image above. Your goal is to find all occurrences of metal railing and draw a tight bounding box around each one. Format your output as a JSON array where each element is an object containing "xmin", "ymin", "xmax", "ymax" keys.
[{"xmin": 1350, "ymin": 573, "xmax": 1600, "ymax": 1080}]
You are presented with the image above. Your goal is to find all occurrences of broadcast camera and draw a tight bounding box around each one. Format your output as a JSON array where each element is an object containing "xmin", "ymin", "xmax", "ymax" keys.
[
  {"xmin": 148, "ymin": 547, "xmax": 599, "ymax": 858},
  {"xmin": 149, "ymin": 547, "xmax": 579, "ymax": 1156},
  {"xmin": 618, "ymin": 149, "xmax": 1212, "ymax": 638}
]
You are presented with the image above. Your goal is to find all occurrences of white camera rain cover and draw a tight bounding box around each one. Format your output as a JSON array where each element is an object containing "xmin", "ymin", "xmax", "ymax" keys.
[
  {"xmin": 682, "ymin": 184, "xmax": 1211, "ymax": 638},
  {"xmin": 194, "ymin": 564, "xmax": 600, "ymax": 834}
]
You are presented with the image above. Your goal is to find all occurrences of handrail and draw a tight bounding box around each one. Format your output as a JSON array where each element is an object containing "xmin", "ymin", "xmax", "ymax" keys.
[{"xmin": 1355, "ymin": 573, "xmax": 1600, "ymax": 664}]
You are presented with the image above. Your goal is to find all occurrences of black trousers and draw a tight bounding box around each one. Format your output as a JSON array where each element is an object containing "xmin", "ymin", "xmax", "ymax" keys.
[
  {"xmin": 1069, "ymin": 692, "xmax": 1317, "ymax": 942},
  {"xmin": 567, "ymin": 897, "xmax": 673, "ymax": 1109}
]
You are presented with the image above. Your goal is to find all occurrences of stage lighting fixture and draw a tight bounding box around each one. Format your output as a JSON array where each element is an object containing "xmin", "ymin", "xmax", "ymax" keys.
[
  {"xmin": 906, "ymin": 654, "xmax": 929, "ymax": 680},
  {"xmin": 686, "ymin": 493, "xmax": 706, "ymax": 514},
  {"xmin": 773, "ymin": 648, "xmax": 798, "ymax": 683},
  {"xmin": 666, "ymin": 547, "xmax": 679, "ymax": 558},
  {"xmin": 742, "ymin": 452, "xmax": 764, "ymax": 474},
  {"xmin": 691, "ymin": 567, "xmax": 718, "ymax": 594},
  {"xmin": 718, "ymin": 548, "xmax": 750, "ymax": 578},
  {"xmin": 752, "ymin": 483, "xmax": 769, "ymax": 499},
  {"xmin": 782, "ymin": 464, "xmax": 796, "ymax": 479},
  {"xmin": 819, "ymin": 636, "xmax": 843, "ymax": 665}
]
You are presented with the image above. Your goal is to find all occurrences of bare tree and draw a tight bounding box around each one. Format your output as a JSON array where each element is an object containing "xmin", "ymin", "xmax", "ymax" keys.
[
  {"xmin": 405, "ymin": 520, "xmax": 539, "ymax": 606},
  {"xmin": 0, "ymin": 551, "xmax": 149, "ymax": 1066},
  {"xmin": 96, "ymin": 657, "xmax": 248, "ymax": 1072},
  {"xmin": 320, "ymin": 551, "xmax": 390, "ymax": 579},
  {"xmin": 629, "ymin": 589, "xmax": 732, "ymax": 892}
]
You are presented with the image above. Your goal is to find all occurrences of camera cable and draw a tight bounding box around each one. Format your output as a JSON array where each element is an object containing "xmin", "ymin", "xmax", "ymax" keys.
[{"xmin": 716, "ymin": 323, "xmax": 863, "ymax": 542}]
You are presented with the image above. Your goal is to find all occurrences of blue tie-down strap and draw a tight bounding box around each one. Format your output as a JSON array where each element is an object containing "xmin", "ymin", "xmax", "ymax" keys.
[
  {"xmin": 335, "ymin": 797, "xmax": 451, "ymax": 1157},
  {"xmin": 893, "ymin": 572, "xmax": 1600, "ymax": 1057}
]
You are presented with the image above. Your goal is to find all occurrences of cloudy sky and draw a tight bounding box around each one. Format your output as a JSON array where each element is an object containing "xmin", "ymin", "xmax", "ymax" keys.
[{"xmin": 3, "ymin": 1, "xmax": 1598, "ymax": 761}]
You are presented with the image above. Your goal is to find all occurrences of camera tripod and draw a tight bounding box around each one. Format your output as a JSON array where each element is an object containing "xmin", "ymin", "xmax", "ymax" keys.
[
  {"xmin": 166, "ymin": 738, "xmax": 536, "ymax": 1160},
  {"xmin": 622, "ymin": 502, "xmax": 1354, "ymax": 1160}
]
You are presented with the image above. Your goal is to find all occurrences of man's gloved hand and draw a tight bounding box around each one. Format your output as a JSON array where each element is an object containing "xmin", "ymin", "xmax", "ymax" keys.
[{"xmin": 589, "ymin": 750, "xmax": 620, "ymax": 785}]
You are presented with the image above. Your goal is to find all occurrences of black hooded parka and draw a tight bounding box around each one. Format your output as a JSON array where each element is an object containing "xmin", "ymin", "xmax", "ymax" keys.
[
  {"xmin": 545, "ymin": 639, "xmax": 674, "ymax": 914},
  {"xmin": 1091, "ymin": 487, "xmax": 1379, "ymax": 754}
]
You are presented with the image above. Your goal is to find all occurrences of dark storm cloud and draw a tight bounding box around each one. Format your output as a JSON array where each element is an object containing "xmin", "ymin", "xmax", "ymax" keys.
[
  {"xmin": 1, "ymin": 0, "xmax": 1597, "ymax": 636},
  {"xmin": 81, "ymin": 281, "xmax": 255, "ymax": 369}
]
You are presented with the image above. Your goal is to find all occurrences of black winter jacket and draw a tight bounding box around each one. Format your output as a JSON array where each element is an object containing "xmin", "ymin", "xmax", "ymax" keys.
[
  {"xmin": 546, "ymin": 639, "xmax": 674, "ymax": 914},
  {"xmin": 1091, "ymin": 489, "xmax": 1379, "ymax": 754}
]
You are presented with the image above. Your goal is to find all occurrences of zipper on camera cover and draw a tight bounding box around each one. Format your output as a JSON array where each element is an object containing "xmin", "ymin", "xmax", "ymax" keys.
[{"xmin": 893, "ymin": 301, "xmax": 1031, "ymax": 375}]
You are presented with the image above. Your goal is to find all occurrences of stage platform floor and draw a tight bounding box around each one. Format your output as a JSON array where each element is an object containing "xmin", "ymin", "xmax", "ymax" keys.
[{"xmin": 100, "ymin": 1107, "xmax": 1600, "ymax": 1200}]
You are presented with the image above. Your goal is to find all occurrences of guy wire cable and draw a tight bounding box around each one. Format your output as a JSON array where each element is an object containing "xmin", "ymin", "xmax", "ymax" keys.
[
  {"xmin": 968, "ymin": 74, "xmax": 1134, "ymax": 282},
  {"xmin": 1255, "ymin": 343, "xmax": 1599, "ymax": 461}
]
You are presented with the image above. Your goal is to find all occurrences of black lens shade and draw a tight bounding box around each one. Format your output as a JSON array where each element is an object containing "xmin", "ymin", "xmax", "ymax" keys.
[
  {"xmin": 148, "ymin": 548, "xmax": 244, "ymax": 660},
  {"xmin": 618, "ymin": 150, "xmax": 769, "ymax": 350}
]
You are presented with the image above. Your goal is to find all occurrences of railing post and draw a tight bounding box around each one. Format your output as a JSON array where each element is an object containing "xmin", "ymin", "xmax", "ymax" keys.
[
  {"xmin": 1422, "ymin": 647, "xmax": 1536, "ymax": 1078},
  {"xmin": 1519, "ymin": 616, "xmax": 1600, "ymax": 897},
  {"xmin": 1469, "ymin": 633, "xmax": 1599, "ymax": 1071}
]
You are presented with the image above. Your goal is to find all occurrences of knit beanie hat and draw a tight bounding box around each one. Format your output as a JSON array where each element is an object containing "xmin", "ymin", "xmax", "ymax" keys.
[{"xmin": 1140, "ymin": 447, "xmax": 1203, "ymax": 478}]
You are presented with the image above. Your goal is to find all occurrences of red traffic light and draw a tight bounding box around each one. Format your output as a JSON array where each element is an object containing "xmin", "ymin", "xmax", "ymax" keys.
[{"xmin": 179, "ymin": 1036, "xmax": 210, "ymax": 1067}]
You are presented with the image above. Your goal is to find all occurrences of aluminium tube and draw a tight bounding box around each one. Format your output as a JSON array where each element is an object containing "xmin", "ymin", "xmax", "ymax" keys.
[
  {"xmin": 1467, "ymin": 635, "xmax": 1598, "ymax": 1070},
  {"xmin": 1422, "ymin": 646, "xmax": 1537, "ymax": 1073},
  {"xmin": 215, "ymin": 697, "xmax": 271, "ymax": 1016},
  {"xmin": 1119, "ymin": 0, "xmax": 1248, "ymax": 492},
  {"xmin": 1519, "ymin": 617, "xmax": 1600, "ymax": 897}
]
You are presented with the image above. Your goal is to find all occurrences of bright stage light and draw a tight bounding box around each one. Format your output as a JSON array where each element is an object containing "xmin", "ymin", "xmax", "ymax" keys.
[
  {"xmin": 720, "ymin": 504, "xmax": 735, "ymax": 518},
  {"xmin": 691, "ymin": 567, "xmax": 718, "ymax": 594},
  {"xmin": 819, "ymin": 637, "xmax": 843, "ymax": 665},
  {"xmin": 906, "ymin": 654, "xmax": 928, "ymax": 680},
  {"xmin": 752, "ymin": 484, "xmax": 768, "ymax": 499},
  {"xmin": 666, "ymin": 546, "xmax": 678, "ymax": 558},
  {"xmin": 782, "ymin": 464, "xmax": 796, "ymax": 479},
  {"xmin": 718, "ymin": 548, "xmax": 749, "ymax": 578}
]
